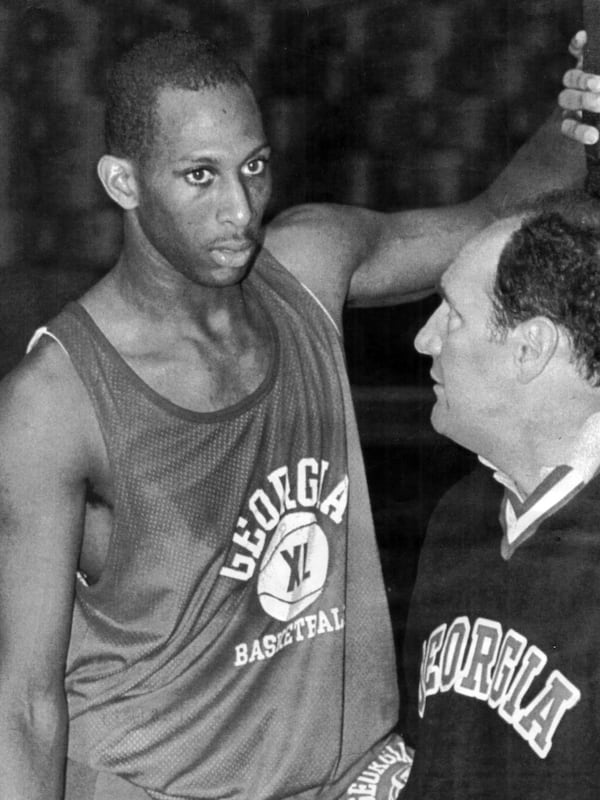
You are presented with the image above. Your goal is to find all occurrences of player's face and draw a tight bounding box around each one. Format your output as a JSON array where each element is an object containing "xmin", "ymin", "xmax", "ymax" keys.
[
  {"xmin": 133, "ymin": 83, "xmax": 271, "ymax": 287},
  {"xmin": 414, "ymin": 220, "xmax": 520, "ymax": 457}
]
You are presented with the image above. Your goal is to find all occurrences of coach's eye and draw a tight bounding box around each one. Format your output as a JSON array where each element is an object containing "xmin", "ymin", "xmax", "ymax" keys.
[{"xmin": 447, "ymin": 306, "xmax": 462, "ymax": 331}]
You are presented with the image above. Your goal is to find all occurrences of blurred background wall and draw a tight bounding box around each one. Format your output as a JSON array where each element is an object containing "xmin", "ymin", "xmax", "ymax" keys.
[{"xmin": 0, "ymin": 0, "xmax": 583, "ymax": 707}]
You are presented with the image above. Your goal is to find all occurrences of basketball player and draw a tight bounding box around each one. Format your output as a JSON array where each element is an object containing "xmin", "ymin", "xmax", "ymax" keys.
[
  {"xmin": 408, "ymin": 191, "xmax": 600, "ymax": 799},
  {"xmin": 0, "ymin": 30, "xmax": 592, "ymax": 800}
]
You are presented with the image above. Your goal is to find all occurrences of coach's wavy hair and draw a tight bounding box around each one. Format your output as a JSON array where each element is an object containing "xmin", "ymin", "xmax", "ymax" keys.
[
  {"xmin": 105, "ymin": 31, "xmax": 250, "ymax": 165},
  {"xmin": 490, "ymin": 191, "xmax": 600, "ymax": 386}
]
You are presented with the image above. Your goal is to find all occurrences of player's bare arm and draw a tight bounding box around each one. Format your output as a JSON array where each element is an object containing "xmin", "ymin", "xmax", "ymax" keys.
[
  {"xmin": 264, "ymin": 107, "xmax": 585, "ymax": 321},
  {"xmin": 265, "ymin": 34, "xmax": 587, "ymax": 321},
  {"xmin": 0, "ymin": 340, "xmax": 106, "ymax": 800},
  {"xmin": 264, "ymin": 200, "xmax": 494, "ymax": 323}
]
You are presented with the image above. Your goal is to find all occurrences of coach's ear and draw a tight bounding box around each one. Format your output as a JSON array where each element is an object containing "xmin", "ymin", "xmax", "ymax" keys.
[
  {"xmin": 97, "ymin": 154, "xmax": 139, "ymax": 210},
  {"xmin": 513, "ymin": 316, "xmax": 559, "ymax": 384}
]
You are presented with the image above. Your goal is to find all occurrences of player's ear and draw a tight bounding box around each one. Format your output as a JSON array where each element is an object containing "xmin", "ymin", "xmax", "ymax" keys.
[
  {"xmin": 513, "ymin": 316, "xmax": 559, "ymax": 384},
  {"xmin": 97, "ymin": 154, "xmax": 139, "ymax": 210}
]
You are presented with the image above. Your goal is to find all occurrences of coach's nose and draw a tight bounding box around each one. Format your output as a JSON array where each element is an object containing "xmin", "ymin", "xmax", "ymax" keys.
[{"xmin": 414, "ymin": 302, "xmax": 445, "ymax": 357}]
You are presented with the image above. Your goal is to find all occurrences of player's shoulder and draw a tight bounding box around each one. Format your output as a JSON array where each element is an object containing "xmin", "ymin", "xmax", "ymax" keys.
[
  {"xmin": 0, "ymin": 334, "xmax": 92, "ymax": 446},
  {"xmin": 265, "ymin": 202, "xmax": 369, "ymax": 264},
  {"xmin": 264, "ymin": 203, "xmax": 374, "ymax": 319}
]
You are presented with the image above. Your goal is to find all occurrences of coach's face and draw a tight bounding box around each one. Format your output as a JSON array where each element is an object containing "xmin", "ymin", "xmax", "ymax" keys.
[
  {"xmin": 414, "ymin": 219, "xmax": 521, "ymax": 458},
  {"xmin": 133, "ymin": 82, "xmax": 272, "ymax": 287}
]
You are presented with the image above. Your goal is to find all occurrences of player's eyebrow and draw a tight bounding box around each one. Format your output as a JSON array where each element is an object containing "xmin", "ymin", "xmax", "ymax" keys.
[
  {"xmin": 176, "ymin": 154, "xmax": 220, "ymax": 167},
  {"xmin": 176, "ymin": 142, "xmax": 271, "ymax": 167}
]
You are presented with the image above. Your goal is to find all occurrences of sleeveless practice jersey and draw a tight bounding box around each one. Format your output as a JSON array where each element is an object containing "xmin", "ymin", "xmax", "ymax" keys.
[
  {"xmin": 403, "ymin": 466, "xmax": 600, "ymax": 799},
  {"xmin": 44, "ymin": 249, "xmax": 398, "ymax": 799}
]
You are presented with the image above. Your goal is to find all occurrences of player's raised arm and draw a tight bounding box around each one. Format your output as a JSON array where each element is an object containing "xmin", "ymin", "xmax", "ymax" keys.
[
  {"xmin": 265, "ymin": 36, "xmax": 587, "ymax": 318},
  {"xmin": 0, "ymin": 342, "xmax": 93, "ymax": 800}
]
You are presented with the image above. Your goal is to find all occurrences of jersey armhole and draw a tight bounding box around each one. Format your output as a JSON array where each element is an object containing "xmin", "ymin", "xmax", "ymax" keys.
[
  {"xmin": 26, "ymin": 326, "xmax": 69, "ymax": 357},
  {"xmin": 299, "ymin": 282, "xmax": 341, "ymax": 338}
]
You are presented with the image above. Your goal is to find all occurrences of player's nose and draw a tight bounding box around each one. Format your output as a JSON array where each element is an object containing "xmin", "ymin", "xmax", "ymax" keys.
[{"xmin": 217, "ymin": 177, "xmax": 252, "ymax": 228}]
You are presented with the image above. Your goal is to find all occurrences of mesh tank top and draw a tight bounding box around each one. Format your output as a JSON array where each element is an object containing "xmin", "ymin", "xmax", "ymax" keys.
[{"xmin": 45, "ymin": 249, "xmax": 398, "ymax": 799}]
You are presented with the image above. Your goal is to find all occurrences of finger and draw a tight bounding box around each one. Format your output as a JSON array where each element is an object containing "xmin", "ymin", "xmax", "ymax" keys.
[
  {"xmin": 559, "ymin": 87, "xmax": 600, "ymax": 112},
  {"xmin": 561, "ymin": 117, "xmax": 600, "ymax": 145},
  {"xmin": 563, "ymin": 69, "xmax": 600, "ymax": 92},
  {"xmin": 569, "ymin": 29, "xmax": 587, "ymax": 60}
]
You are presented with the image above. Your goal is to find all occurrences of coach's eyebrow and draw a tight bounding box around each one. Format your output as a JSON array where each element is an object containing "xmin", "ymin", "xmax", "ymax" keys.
[
  {"xmin": 437, "ymin": 280, "xmax": 461, "ymax": 312},
  {"xmin": 437, "ymin": 279, "xmax": 450, "ymax": 301}
]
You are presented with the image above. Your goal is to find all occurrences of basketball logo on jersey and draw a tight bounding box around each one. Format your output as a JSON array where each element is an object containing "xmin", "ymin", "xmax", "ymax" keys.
[
  {"xmin": 221, "ymin": 458, "xmax": 349, "ymax": 666},
  {"xmin": 219, "ymin": 458, "xmax": 347, "ymax": 590},
  {"xmin": 257, "ymin": 510, "xmax": 329, "ymax": 621}
]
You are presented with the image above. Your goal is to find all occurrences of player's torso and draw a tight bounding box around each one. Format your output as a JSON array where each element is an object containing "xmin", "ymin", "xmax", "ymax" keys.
[
  {"xmin": 76, "ymin": 274, "xmax": 277, "ymax": 584},
  {"xmin": 48, "ymin": 250, "xmax": 397, "ymax": 799}
]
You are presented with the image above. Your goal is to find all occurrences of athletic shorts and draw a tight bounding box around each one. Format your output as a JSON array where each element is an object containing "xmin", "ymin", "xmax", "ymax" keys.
[{"xmin": 337, "ymin": 732, "xmax": 414, "ymax": 800}]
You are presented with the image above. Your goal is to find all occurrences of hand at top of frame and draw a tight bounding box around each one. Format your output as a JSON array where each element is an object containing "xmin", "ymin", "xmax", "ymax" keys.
[{"xmin": 560, "ymin": 30, "xmax": 600, "ymax": 145}]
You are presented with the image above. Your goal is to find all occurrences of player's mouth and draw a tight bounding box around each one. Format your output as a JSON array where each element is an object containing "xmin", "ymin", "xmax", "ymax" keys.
[{"xmin": 209, "ymin": 240, "xmax": 256, "ymax": 268}]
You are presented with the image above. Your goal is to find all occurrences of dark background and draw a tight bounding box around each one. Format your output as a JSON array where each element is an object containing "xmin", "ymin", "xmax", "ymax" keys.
[{"xmin": 0, "ymin": 0, "xmax": 583, "ymax": 707}]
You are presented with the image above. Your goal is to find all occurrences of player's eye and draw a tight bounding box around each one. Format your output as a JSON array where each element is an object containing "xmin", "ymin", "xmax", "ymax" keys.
[
  {"xmin": 243, "ymin": 157, "xmax": 268, "ymax": 177},
  {"xmin": 184, "ymin": 168, "xmax": 215, "ymax": 187}
]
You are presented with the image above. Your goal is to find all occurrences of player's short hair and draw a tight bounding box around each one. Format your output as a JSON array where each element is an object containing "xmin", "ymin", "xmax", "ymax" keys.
[
  {"xmin": 491, "ymin": 190, "xmax": 600, "ymax": 385},
  {"xmin": 105, "ymin": 31, "xmax": 251, "ymax": 164}
]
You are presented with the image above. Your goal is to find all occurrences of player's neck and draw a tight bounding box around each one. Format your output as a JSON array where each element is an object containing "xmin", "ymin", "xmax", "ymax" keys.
[{"xmin": 113, "ymin": 219, "xmax": 251, "ymax": 323}]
